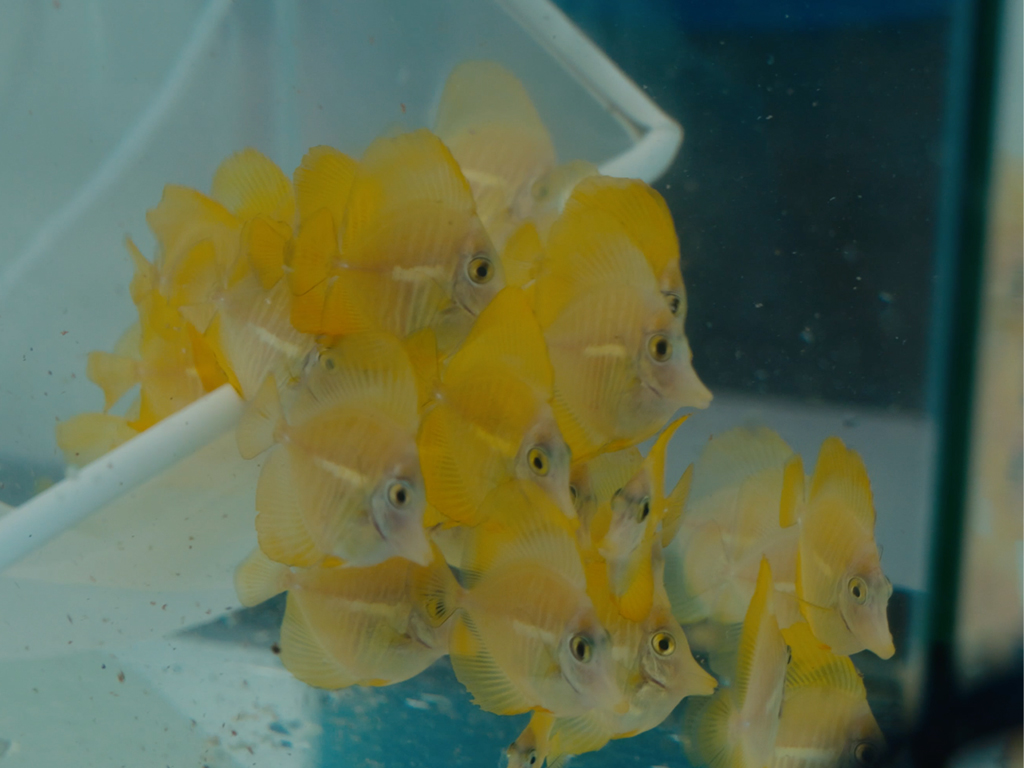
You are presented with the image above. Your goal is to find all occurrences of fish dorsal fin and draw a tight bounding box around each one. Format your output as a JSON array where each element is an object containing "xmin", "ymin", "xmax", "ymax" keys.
[
  {"xmin": 533, "ymin": 208, "xmax": 659, "ymax": 328},
  {"xmin": 807, "ymin": 437, "xmax": 876, "ymax": 530},
  {"xmin": 444, "ymin": 287, "xmax": 552, "ymax": 395},
  {"xmin": 564, "ymin": 176, "xmax": 680, "ymax": 287},
  {"xmin": 294, "ymin": 145, "xmax": 358, "ymax": 226},
  {"xmin": 449, "ymin": 612, "xmax": 534, "ymax": 715},
  {"xmin": 779, "ymin": 454, "xmax": 806, "ymax": 528},
  {"xmin": 661, "ymin": 463, "xmax": 693, "ymax": 547},
  {"xmin": 688, "ymin": 426, "xmax": 795, "ymax": 511},
  {"xmin": 436, "ymin": 61, "xmax": 557, "ymax": 169},
  {"xmin": 613, "ymin": 544, "xmax": 655, "ymax": 622},
  {"xmin": 287, "ymin": 207, "xmax": 338, "ymax": 296},
  {"xmin": 211, "ymin": 147, "xmax": 295, "ymax": 224},
  {"xmin": 294, "ymin": 332, "xmax": 419, "ymax": 432},
  {"xmin": 234, "ymin": 547, "xmax": 291, "ymax": 607},
  {"xmin": 644, "ymin": 414, "xmax": 690, "ymax": 525},
  {"xmin": 345, "ymin": 129, "xmax": 474, "ymax": 256},
  {"xmin": 279, "ymin": 592, "xmax": 358, "ymax": 689},
  {"xmin": 781, "ymin": 622, "xmax": 865, "ymax": 696},
  {"xmin": 734, "ymin": 557, "xmax": 777, "ymax": 702},
  {"xmin": 462, "ymin": 482, "xmax": 584, "ymax": 590}
]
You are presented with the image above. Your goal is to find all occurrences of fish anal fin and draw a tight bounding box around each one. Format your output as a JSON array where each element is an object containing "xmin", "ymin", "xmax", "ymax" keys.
[
  {"xmin": 234, "ymin": 547, "xmax": 290, "ymax": 607},
  {"xmin": 55, "ymin": 412, "xmax": 138, "ymax": 467},
  {"xmin": 254, "ymin": 450, "xmax": 322, "ymax": 567},
  {"xmin": 449, "ymin": 613, "xmax": 533, "ymax": 715},
  {"xmin": 280, "ymin": 594, "xmax": 356, "ymax": 689},
  {"xmin": 236, "ymin": 375, "xmax": 282, "ymax": 459}
]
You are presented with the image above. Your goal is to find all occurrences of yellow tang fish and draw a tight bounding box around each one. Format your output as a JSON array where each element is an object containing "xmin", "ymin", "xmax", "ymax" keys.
[
  {"xmin": 663, "ymin": 426, "xmax": 802, "ymax": 627},
  {"xmin": 570, "ymin": 446, "xmax": 645, "ymax": 535},
  {"xmin": 681, "ymin": 558, "xmax": 790, "ymax": 768},
  {"xmin": 434, "ymin": 60, "xmax": 557, "ymax": 252},
  {"xmin": 234, "ymin": 546, "xmax": 456, "ymax": 689},
  {"xmin": 421, "ymin": 482, "xmax": 623, "ymax": 719},
  {"xmin": 288, "ymin": 130, "xmax": 504, "ymax": 353},
  {"xmin": 528, "ymin": 543, "xmax": 716, "ymax": 768},
  {"xmin": 783, "ymin": 437, "xmax": 895, "ymax": 659},
  {"xmin": 236, "ymin": 332, "xmax": 431, "ymax": 568},
  {"xmin": 532, "ymin": 189, "xmax": 711, "ymax": 461},
  {"xmin": 585, "ymin": 416, "xmax": 690, "ymax": 622},
  {"xmin": 418, "ymin": 287, "xmax": 574, "ymax": 526},
  {"xmin": 769, "ymin": 623, "xmax": 885, "ymax": 768}
]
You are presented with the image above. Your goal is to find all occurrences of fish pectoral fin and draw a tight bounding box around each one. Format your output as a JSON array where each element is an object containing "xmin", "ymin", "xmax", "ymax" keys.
[
  {"xmin": 449, "ymin": 613, "xmax": 533, "ymax": 716},
  {"xmin": 549, "ymin": 712, "xmax": 612, "ymax": 760},
  {"xmin": 411, "ymin": 548, "xmax": 461, "ymax": 627},
  {"xmin": 279, "ymin": 594, "xmax": 356, "ymax": 690}
]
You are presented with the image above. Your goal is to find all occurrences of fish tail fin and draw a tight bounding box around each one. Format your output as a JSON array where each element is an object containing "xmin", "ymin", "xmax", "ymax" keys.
[
  {"xmin": 412, "ymin": 545, "xmax": 462, "ymax": 627},
  {"xmin": 86, "ymin": 350, "xmax": 139, "ymax": 411},
  {"xmin": 234, "ymin": 547, "xmax": 290, "ymax": 607},
  {"xmin": 244, "ymin": 214, "xmax": 291, "ymax": 290},
  {"xmin": 680, "ymin": 691, "xmax": 733, "ymax": 768},
  {"xmin": 235, "ymin": 376, "xmax": 282, "ymax": 459},
  {"xmin": 779, "ymin": 454, "xmax": 806, "ymax": 528},
  {"xmin": 279, "ymin": 594, "xmax": 356, "ymax": 689},
  {"xmin": 55, "ymin": 412, "xmax": 138, "ymax": 467}
]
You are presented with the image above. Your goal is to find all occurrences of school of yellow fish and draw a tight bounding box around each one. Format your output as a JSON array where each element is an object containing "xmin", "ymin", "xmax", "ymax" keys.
[{"xmin": 56, "ymin": 61, "xmax": 895, "ymax": 767}]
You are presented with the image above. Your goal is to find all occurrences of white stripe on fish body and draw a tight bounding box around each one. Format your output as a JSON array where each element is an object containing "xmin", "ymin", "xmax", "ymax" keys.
[
  {"xmin": 312, "ymin": 456, "xmax": 370, "ymax": 489},
  {"xmin": 584, "ymin": 344, "xmax": 629, "ymax": 358},
  {"xmin": 510, "ymin": 618, "xmax": 559, "ymax": 648},
  {"xmin": 391, "ymin": 264, "xmax": 449, "ymax": 284},
  {"xmin": 251, "ymin": 325, "xmax": 309, "ymax": 359}
]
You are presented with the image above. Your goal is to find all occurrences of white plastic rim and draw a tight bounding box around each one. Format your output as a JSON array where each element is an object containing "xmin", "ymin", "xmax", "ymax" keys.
[{"xmin": 0, "ymin": 0, "xmax": 683, "ymax": 575}]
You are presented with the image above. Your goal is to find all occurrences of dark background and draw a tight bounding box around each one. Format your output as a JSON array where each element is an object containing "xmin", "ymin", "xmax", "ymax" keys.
[{"xmin": 555, "ymin": 0, "xmax": 953, "ymax": 411}]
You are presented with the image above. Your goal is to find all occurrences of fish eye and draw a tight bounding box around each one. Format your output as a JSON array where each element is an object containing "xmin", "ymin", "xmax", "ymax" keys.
[
  {"xmin": 387, "ymin": 480, "xmax": 412, "ymax": 508},
  {"xmin": 665, "ymin": 292, "xmax": 682, "ymax": 315},
  {"xmin": 647, "ymin": 334, "xmax": 672, "ymax": 362},
  {"xmin": 855, "ymin": 741, "xmax": 879, "ymax": 765},
  {"xmin": 527, "ymin": 751, "xmax": 538, "ymax": 766},
  {"xmin": 636, "ymin": 496, "xmax": 651, "ymax": 523},
  {"xmin": 848, "ymin": 576, "xmax": 868, "ymax": 604},
  {"xmin": 527, "ymin": 446, "xmax": 550, "ymax": 477},
  {"xmin": 651, "ymin": 631, "xmax": 675, "ymax": 656},
  {"xmin": 467, "ymin": 254, "xmax": 494, "ymax": 284},
  {"xmin": 569, "ymin": 633, "xmax": 592, "ymax": 662},
  {"xmin": 569, "ymin": 484, "xmax": 578, "ymax": 501},
  {"xmin": 786, "ymin": 644, "xmax": 792, "ymax": 665}
]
